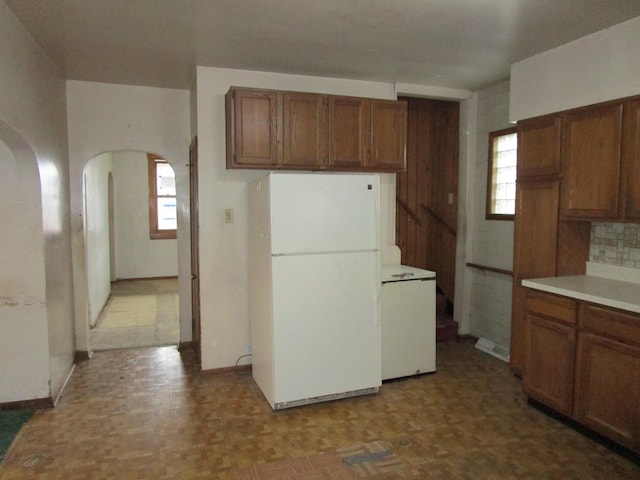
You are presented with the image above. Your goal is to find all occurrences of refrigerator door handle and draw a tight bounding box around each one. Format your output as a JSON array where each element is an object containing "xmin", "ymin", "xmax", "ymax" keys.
[{"xmin": 375, "ymin": 258, "xmax": 381, "ymax": 327}]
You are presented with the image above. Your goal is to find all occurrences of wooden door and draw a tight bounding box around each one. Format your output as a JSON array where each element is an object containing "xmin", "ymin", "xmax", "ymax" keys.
[
  {"xmin": 524, "ymin": 313, "xmax": 576, "ymax": 416},
  {"xmin": 510, "ymin": 180, "xmax": 559, "ymax": 373},
  {"xmin": 561, "ymin": 102, "xmax": 623, "ymax": 219},
  {"xmin": 622, "ymin": 98, "xmax": 640, "ymax": 220},
  {"xmin": 327, "ymin": 96, "xmax": 369, "ymax": 169},
  {"xmin": 226, "ymin": 88, "xmax": 279, "ymax": 168},
  {"xmin": 189, "ymin": 137, "xmax": 201, "ymax": 364},
  {"xmin": 369, "ymin": 99, "xmax": 407, "ymax": 171},
  {"xmin": 574, "ymin": 332, "xmax": 640, "ymax": 449},
  {"xmin": 396, "ymin": 97, "xmax": 459, "ymax": 302},
  {"xmin": 282, "ymin": 93, "xmax": 327, "ymax": 169}
]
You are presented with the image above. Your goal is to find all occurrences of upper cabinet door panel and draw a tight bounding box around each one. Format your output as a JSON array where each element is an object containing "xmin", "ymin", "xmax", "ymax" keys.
[
  {"xmin": 369, "ymin": 99, "xmax": 407, "ymax": 171},
  {"xmin": 561, "ymin": 103, "xmax": 623, "ymax": 219},
  {"xmin": 517, "ymin": 115, "xmax": 561, "ymax": 179},
  {"xmin": 513, "ymin": 180, "xmax": 559, "ymax": 279},
  {"xmin": 327, "ymin": 96, "xmax": 370, "ymax": 169},
  {"xmin": 226, "ymin": 89, "xmax": 279, "ymax": 168},
  {"xmin": 623, "ymin": 99, "xmax": 640, "ymax": 220},
  {"xmin": 282, "ymin": 93, "xmax": 327, "ymax": 169}
]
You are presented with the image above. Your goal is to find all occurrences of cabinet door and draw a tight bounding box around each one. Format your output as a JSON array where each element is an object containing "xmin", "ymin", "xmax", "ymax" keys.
[
  {"xmin": 282, "ymin": 93, "xmax": 327, "ymax": 169},
  {"xmin": 369, "ymin": 99, "xmax": 407, "ymax": 171},
  {"xmin": 524, "ymin": 313, "xmax": 576, "ymax": 416},
  {"xmin": 574, "ymin": 333, "xmax": 640, "ymax": 450},
  {"xmin": 561, "ymin": 103, "xmax": 623, "ymax": 219},
  {"xmin": 622, "ymin": 99, "xmax": 640, "ymax": 220},
  {"xmin": 510, "ymin": 181, "xmax": 559, "ymax": 373},
  {"xmin": 327, "ymin": 96, "xmax": 370, "ymax": 169},
  {"xmin": 226, "ymin": 88, "xmax": 280, "ymax": 168},
  {"xmin": 517, "ymin": 115, "xmax": 561, "ymax": 179}
]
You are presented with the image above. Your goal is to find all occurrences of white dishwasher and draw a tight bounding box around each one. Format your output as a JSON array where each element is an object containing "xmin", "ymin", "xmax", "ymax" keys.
[{"xmin": 381, "ymin": 265, "xmax": 436, "ymax": 380}]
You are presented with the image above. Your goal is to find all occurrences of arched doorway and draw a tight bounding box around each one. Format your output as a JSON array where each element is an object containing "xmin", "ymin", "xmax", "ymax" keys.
[{"xmin": 0, "ymin": 124, "xmax": 51, "ymax": 402}]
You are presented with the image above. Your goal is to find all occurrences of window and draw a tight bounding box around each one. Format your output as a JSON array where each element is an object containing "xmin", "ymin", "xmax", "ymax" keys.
[
  {"xmin": 486, "ymin": 127, "xmax": 517, "ymax": 220},
  {"xmin": 148, "ymin": 154, "xmax": 177, "ymax": 239}
]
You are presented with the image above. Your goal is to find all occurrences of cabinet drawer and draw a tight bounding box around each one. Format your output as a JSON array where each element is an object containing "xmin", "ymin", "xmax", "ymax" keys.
[
  {"xmin": 581, "ymin": 305, "xmax": 640, "ymax": 346},
  {"xmin": 526, "ymin": 290, "xmax": 577, "ymax": 325}
]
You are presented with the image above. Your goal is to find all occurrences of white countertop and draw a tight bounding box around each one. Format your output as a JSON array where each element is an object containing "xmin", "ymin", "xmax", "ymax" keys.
[
  {"xmin": 381, "ymin": 264, "xmax": 436, "ymax": 283},
  {"xmin": 522, "ymin": 270, "xmax": 640, "ymax": 314}
]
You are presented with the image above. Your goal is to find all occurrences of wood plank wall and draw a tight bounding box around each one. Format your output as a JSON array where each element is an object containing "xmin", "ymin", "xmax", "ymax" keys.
[{"xmin": 396, "ymin": 97, "xmax": 459, "ymax": 303}]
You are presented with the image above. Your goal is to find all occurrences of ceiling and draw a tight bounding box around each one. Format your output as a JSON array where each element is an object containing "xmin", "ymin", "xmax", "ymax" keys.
[{"xmin": 7, "ymin": 0, "xmax": 640, "ymax": 91}]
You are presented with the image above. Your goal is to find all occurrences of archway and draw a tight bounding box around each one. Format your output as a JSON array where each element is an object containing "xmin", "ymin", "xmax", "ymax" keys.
[{"xmin": 0, "ymin": 123, "xmax": 50, "ymax": 402}]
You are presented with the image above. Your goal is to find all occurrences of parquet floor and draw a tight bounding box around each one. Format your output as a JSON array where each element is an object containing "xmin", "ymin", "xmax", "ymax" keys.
[{"xmin": 1, "ymin": 341, "xmax": 638, "ymax": 479}]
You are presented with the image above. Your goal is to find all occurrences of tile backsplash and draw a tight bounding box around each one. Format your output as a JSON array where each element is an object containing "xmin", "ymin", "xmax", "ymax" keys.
[{"xmin": 590, "ymin": 223, "xmax": 640, "ymax": 268}]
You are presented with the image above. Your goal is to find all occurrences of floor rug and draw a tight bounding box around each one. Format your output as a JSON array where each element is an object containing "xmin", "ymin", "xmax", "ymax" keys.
[
  {"xmin": 99, "ymin": 295, "xmax": 157, "ymax": 328},
  {"xmin": 338, "ymin": 441, "xmax": 405, "ymax": 477},
  {"xmin": 0, "ymin": 409, "xmax": 33, "ymax": 463}
]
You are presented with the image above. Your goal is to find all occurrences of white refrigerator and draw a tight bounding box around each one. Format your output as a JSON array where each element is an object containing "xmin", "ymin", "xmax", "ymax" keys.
[{"xmin": 248, "ymin": 172, "xmax": 382, "ymax": 410}]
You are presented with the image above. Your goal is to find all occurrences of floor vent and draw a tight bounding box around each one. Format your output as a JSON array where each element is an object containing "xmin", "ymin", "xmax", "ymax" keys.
[{"xmin": 475, "ymin": 337, "xmax": 510, "ymax": 363}]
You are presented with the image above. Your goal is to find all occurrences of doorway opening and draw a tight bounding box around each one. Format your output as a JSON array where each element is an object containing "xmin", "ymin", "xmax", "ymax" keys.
[
  {"xmin": 83, "ymin": 150, "xmax": 180, "ymax": 351},
  {"xmin": 396, "ymin": 96, "xmax": 460, "ymax": 341}
]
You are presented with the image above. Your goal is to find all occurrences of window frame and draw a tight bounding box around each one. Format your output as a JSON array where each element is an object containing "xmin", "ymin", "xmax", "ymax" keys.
[
  {"xmin": 148, "ymin": 153, "xmax": 177, "ymax": 240},
  {"xmin": 485, "ymin": 126, "xmax": 517, "ymax": 221}
]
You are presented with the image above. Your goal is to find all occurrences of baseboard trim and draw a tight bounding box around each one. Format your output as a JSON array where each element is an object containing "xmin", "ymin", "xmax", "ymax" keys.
[
  {"xmin": 92, "ymin": 292, "xmax": 112, "ymax": 329},
  {"xmin": 112, "ymin": 276, "xmax": 178, "ymax": 283},
  {"xmin": 0, "ymin": 396, "xmax": 52, "ymax": 411},
  {"xmin": 75, "ymin": 350, "xmax": 94, "ymax": 362},
  {"xmin": 178, "ymin": 341, "xmax": 193, "ymax": 352},
  {"xmin": 51, "ymin": 362, "xmax": 76, "ymax": 406},
  {"xmin": 200, "ymin": 364, "xmax": 252, "ymax": 376}
]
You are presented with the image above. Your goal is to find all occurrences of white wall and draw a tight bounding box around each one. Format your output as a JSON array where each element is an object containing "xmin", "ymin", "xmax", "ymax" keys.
[
  {"xmin": 112, "ymin": 151, "xmax": 178, "ymax": 279},
  {"xmin": 84, "ymin": 152, "xmax": 113, "ymax": 326},
  {"xmin": 510, "ymin": 16, "xmax": 640, "ymax": 121},
  {"xmin": 0, "ymin": 0, "xmax": 74, "ymax": 403},
  {"xmin": 196, "ymin": 66, "xmax": 401, "ymax": 370},
  {"xmin": 67, "ymin": 81, "xmax": 191, "ymax": 354},
  {"xmin": 467, "ymin": 82, "xmax": 514, "ymax": 349}
]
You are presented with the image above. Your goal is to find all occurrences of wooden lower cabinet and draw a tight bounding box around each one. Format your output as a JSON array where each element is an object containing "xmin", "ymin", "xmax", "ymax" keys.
[
  {"xmin": 574, "ymin": 332, "xmax": 640, "ymax": 450},
  {"xmin": 523, "ymin": 291, "xmax": 576, "ymax": 416},
  {"xmin": 524, "ymin": 314, "xmax": 576, "ymax": 415},
  {"xmin": 524, "ymin": 289, "xmax": 640, "ymax": 453}
]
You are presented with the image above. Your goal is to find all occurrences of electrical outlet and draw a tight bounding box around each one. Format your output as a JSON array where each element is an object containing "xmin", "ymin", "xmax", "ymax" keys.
[
  {"xmin": 246, "ymin": 344, "xmax": 252, "ymax": 354},
  {"xmin": 224, "ymin": 208, "xmax": 234, "ymax": 223}
]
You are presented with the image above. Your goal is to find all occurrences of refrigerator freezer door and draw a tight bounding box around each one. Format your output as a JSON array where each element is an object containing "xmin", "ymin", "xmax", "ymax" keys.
[
  {"xmin": 271, "ymin": 251, "xmax": 381, "ymax": 406},
  {"xmin": 269, "ymin": 173, "xmax": 380, "ymax": 255}
]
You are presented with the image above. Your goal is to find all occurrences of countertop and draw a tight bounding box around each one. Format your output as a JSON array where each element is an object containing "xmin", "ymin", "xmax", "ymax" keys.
[
  {"xmin": 381, "ymin": 264, "xmax": 436, "ymax": 283},
  {"xmin": 522, "ymin": 263, "xmax": 640, "ymax": 314}
]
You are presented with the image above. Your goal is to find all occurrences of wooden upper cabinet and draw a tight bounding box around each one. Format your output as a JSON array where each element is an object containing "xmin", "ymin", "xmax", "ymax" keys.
[
  {"xmin": 513, "ymin": 180, "xmax": 559, "ymax": 279},
  {"xmin": 226, "ymin": 87, "xmax": 407, "ymax": 172},
  {"xmin": 622, "ymin": 98, "xmax": 640, "ymax": 220},
  {"xmin": 561, "ymin": 102, "xmax": 623, "ymax": 219},
  {"xmin": 282, "ymin": 93, "xmax": 326, "ymax": 169},
  {"xmin": 369, "ymin": 99, "xmax": 407, "ymax": 171},
  {"xmin": 327, "ymin": 96, "xmax": 370, "ymax": 169},
  {"xmin": 517, "ymin": 115, "xmax": 561, "ymax": 180},
  {"xmin": 226, "ymin": 88, "xmax": 279, "ymax": 168}
]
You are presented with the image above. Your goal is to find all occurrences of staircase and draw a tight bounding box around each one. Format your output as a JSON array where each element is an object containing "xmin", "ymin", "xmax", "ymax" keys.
[{"xmin": 436, "ymin": 292, "xmax": 458, "ymax": 342}]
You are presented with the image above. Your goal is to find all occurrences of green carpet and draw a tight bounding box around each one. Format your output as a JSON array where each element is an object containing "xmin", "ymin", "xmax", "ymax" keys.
[{"xmin": 0, "ymin": 409, "xmax": 34, "ymax": 463}]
